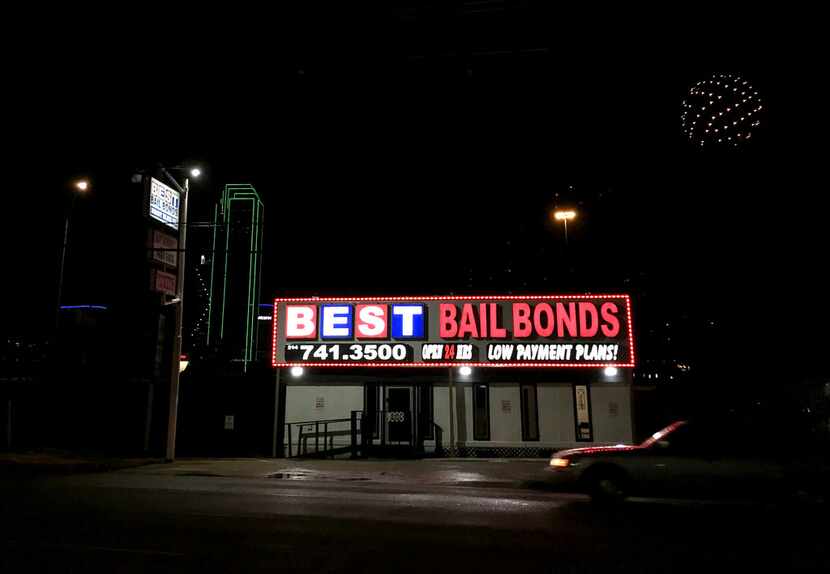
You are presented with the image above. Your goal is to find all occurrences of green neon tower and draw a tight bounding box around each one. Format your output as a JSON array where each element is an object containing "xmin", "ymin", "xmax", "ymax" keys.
[{"xmin": 206, "ymin": 184, "xmax": 264, "ymax": 372}]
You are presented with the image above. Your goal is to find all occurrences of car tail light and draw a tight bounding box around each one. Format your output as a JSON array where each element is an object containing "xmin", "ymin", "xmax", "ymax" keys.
[{"xmin": 549, "ymin": 457, "xmax": 571, "ymax": 468}]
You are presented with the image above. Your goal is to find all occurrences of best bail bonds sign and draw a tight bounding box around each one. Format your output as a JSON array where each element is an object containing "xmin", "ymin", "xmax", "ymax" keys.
[{"xmin": 272, "ymin": 294, "xmax": 634, "ymax": 368}]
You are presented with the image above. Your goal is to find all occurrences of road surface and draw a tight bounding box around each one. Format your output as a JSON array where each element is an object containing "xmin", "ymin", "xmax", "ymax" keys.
[{"xmin": 1, "ymin": 460, "xmax": 827, "ymax": 572}]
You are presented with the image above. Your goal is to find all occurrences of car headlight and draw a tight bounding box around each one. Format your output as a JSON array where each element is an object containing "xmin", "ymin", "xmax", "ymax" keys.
[{"xmin": 549, "ymin": 457, "xmax": 571, "ymax": 468}]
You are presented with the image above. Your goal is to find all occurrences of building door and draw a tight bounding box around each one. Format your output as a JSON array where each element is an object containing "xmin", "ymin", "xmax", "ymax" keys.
[{"xmin": 386, "ymin": 386, "xmax": 412, "ymax": 443}]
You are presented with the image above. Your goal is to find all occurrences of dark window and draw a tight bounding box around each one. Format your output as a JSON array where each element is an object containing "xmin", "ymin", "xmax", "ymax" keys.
[
  {"xmin": 419, "ymin": 384, "xmax": 434, "ymax": 440},
  {"xmin": 520, "ymin": 384, "xmax": 540, "ymax": 441},
  {"xmin": 363, "ymin": 383, "xmax": 380, "ymax": 439},
  {"xmin": 473, "ymin": 384, "xmax": 490, "ymax": 441}
]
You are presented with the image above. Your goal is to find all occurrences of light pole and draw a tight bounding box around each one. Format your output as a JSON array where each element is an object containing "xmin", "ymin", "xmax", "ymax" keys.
[
  {"xmin": 160, "ymin": 165, "xmax": 200, "ymax": 462},
  {"xmin": 55, "ymin": 179, "xmax": 89, "ymax": 331},
  {"xmin": 552, "ymin": 208, "xmax": 577, "ymax": 286},
  {"xmin": 553, "ymin": 209, "xmax": 576, "ymax": 247}
]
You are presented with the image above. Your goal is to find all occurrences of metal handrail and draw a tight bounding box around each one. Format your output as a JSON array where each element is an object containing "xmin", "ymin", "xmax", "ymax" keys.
[
  {"xmin": 285, "ymin": 417, "xmax": 354, "ymax": 457},
  {"xmin": 286, "ymin": 413, "xmax": 444, "ymax": 458},
  {"xmin": 287, "ymin": 417, "xmax": 352, "ymax": 426}
]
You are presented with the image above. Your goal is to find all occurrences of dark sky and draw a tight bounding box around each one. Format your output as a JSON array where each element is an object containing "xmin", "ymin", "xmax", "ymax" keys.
[{"xmin": 4, "ymin": 5, "xmax": 827, "ymax": 380}]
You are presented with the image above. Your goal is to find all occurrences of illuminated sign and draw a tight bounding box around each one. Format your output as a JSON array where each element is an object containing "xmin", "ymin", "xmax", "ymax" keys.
[
  {"xmin": 574, "ymin": 385, "xmax": 593, "ymax": 441},
  {"xmin": 149, "ymin": 229, "xmax": 178, "ymax": 267},
  {"xmin": 150, "ymin": 269, "xmax": 177, "ymax": 296},
  {"xmin": 272, "ymin": 294, "xmax": 635, "ymax": 368},
  {"xmin": 148, "ymin": 177, "xmax": 180, "ymax": 230}
]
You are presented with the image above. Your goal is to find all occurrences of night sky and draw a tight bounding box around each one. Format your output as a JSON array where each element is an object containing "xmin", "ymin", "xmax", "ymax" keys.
[{"xmin": 3, "ymin": 5, "xmax": 827, "ymax": 383}]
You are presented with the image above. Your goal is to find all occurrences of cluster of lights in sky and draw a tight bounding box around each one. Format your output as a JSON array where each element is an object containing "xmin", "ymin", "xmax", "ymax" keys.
[{"xmin": 681, "ymin": 74, "xmax": 764, "ymax": 147}]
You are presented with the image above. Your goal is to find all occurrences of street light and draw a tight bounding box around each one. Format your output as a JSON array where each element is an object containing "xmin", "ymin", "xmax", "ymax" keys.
[
  {"xmin": 55, "ymin": 179, "xmax": 90, "ymax": 331},
  {"xmin": 552, "ymin": 209, "xmax": 576, "ymax": 246}
]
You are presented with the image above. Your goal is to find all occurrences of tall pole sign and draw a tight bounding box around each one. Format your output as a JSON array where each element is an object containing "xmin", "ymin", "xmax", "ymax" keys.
[{"xmin": 142, "ymin": 172, "xmax": 187, "ymax": 460}]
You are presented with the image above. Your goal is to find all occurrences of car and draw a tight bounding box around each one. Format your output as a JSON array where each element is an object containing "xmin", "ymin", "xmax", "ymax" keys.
[{"xmin": 546, "ymin": 420, "xmax": 829, "ymax": 504}]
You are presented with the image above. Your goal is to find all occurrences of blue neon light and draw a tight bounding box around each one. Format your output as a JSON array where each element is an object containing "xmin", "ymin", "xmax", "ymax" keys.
[{"xmin": 60, "ymin": 305, "xmax": 108, "ymax": 311}]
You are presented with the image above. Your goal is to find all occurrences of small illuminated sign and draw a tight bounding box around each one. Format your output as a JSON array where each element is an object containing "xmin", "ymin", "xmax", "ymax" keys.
[
  {"xmin": 150, "ymin": 269, "xmax": 176, "ymax": 296},
  {"xmin": 574, "ymin": 385, "xmax": 593, "ymax": 441},
  {"xmin": 149, "ymin": 177, "xmax": 180, "ymax": 230},
  {"xmin": 272, "ymin": 294, "xmax": 635, "ymax": 368},
  {"xmin": 149, "ymin": 229, "xmax": 178, "ymax": 267}
]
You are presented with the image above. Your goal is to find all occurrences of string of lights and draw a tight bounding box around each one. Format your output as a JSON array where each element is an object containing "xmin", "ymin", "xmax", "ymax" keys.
[{"xmin": 681, "ymin": 73, "xmax": 764, "ymax": 148}]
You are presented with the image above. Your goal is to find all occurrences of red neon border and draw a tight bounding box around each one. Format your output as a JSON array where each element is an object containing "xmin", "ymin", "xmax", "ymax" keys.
[{"xmin": 271, "ymin": 294, "xmax": 635, "ymax": 369}]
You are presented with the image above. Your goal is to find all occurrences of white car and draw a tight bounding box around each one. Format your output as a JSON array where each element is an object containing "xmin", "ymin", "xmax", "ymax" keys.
[{"xmin": 546, "ymin": 420, "xmax": 827, "ymax": 503}]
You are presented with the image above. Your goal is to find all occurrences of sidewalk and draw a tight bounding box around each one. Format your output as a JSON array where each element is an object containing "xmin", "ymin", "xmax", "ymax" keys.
[{"xmin": 120, "ymin": 457, "xmax": 552, "ymax": 488}]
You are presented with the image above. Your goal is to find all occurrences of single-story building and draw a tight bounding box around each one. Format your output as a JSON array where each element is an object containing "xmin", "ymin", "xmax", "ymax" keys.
[{"xmin": 272, "ymin": 294, "xmax": 635, "ymax": 457}]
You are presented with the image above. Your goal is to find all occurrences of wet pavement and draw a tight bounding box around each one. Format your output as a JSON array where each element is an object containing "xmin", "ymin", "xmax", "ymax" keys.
[
  {"xmin": 2, "ymin": 459, "xmax": 827, "ymax": 572},
  {"xmin": 120, "ymin": 457, "xmax": 551, "ymax": 488}
]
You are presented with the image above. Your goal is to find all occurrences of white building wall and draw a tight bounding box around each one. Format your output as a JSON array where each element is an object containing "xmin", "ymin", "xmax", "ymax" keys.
[
  {"xmin": 282, "ymin": 379, "xmax": 634, "ymax": 455},
  {"xmin": 537, "ymin": 384, "xmax": 576, "ymax": 445},
  {"xmin": 488, "ymin": 383, "xmax": 522, "ymax": 443},
  {"xmin": 284, "ymin": 384, "xmax": 364, "ymax": 453},
  {"xmin": 456, "ymin": 382, "xmax": 632, "ymax": 450},
  {"xmin": 461, "ymin": 382, "xmax": 575, "ymax": 448},
  {"xmin": 589, "ymin": 384, "xmax": 633, "ymax": 445},
  {"xmin": 285, "ymin": 384, "xmax": 364, "ymax": 423}
]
